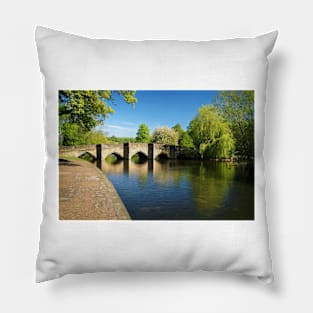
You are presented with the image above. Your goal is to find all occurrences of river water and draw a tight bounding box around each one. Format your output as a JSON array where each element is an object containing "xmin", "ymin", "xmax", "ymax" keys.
[{"xmin": 97, "ymin": 159, "xmax": 254, "ymax": 220}]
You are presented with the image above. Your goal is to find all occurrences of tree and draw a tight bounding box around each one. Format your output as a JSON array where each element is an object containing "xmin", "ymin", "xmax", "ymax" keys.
[
  {"xmin": 172, "ymin": 123, "xmax": 186, "ymax": 145},
  {"xmin": 180, "ymin": 132, "xmax": 194, "ymax": 148},
  {"xmin": 136, "ymin": 124, "xmax": 150, "ymax": 142},
  {"xmin": 59, "ymin": 90, "xmax": 137, "ymax": 131},
  {"xmin": 82, "ymin": 130, "xmax": 110, "ymax": 144},
  {"xmin": 188, "ymin": 105, "xmax": 234, "ymax": 158},
  {"xmin": 59, "ymin": 90, "xmax": 137, "ymax": 145},
  {"xmin": 109, "ymin": 136, "xmax": 136, "ymax": 144},
  {"xmin": 215, "ymin": 91, "xmax": 254, "ymax": 158},
  {"xmin": 60, "ymin": 123, "xmax": 83, "ymax": 146},
  {"xmin": 172, "ymin": 123, "xmax": 184, "ymax": 136},
  {"xmin": 152, "ymin": 127, "xmax": 179, "ymax": 145}
]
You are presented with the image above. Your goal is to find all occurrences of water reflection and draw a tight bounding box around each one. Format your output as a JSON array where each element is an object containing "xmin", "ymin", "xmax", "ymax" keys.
[{"xmin": 96, "ymin": 159, "xmax": 254, "ymax": 220}]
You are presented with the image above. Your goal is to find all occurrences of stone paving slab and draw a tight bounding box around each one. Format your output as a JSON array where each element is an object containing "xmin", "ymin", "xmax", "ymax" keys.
[{"xmin": 59, "ymin": 158, "xmax": 130, "ymax": 220}]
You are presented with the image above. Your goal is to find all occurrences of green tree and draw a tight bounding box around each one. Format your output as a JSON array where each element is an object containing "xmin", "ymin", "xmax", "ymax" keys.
[
  {"xmin": 82, "ymin": 130, "xmax": 110, "ymax": 144},
  {"xmin": 180, "ymin": 132, "xmax": 194, "ymax": 148},
  {"xmin": 172, "ymin": 123, "xmax": 186, "ymax": 145},
  {"xmin": 136, "ymin": 124, "xmax": 150, "ymax": 142},
  {"xmin": 60, "ymin": 123, "xmax": 83, "ymax": 146},
  {"xmin": 109, "ymin": 136, "xmax": 136, "ymax": 144},
  {"xmin": 215, "ymin": 91, "xmax": 254, "ymax": 158},
  {"xmin": 152, "ymin": 127, "xmax": 179, "ymax": 145},
  {"xmin": 188, "ymin": 105, "xmax": 234, "ymax": 158},
  {"xmin": 59, "ymin": 90, "xmax": 137, "ymax": 145},
  {"xmin": 59, "ymin": 90, "xmax": 137, "ymax": 131},
  {"xmin": 172, "ymin": 123, "xmax": 184, "ymax": 136}
]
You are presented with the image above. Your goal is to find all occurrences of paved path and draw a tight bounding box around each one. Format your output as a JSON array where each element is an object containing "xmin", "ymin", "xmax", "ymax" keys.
[{"xmin": 59, "ymin": 158, "xmax": 130, "ymax": 220}]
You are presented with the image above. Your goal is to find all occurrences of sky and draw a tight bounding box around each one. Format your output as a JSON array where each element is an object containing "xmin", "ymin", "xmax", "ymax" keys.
[{"xmin": 100, "ymin": 90, "xmax": 218, "ymax": 137}]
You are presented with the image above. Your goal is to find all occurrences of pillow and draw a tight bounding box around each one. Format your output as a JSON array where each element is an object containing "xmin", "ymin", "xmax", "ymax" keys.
[{"xmin": 35, "ymin": 26, "xmax": 277, "ymax": 283}]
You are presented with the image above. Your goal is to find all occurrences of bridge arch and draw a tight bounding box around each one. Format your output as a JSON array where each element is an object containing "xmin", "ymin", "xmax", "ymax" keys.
[
  {"xmin": 155, "ymin": 152, "xmax": 170, "ymax": 160},
  {"xmin": 59, "ymin": 145, "xmax": 98, "ymax": 160},
  {"xmin": 78, "ymin": 151, "xmax": 97, "ymax": 161},
  {"xmin": 106, "ymin": 152, "xmax": 124, "ymax": 159},
  {"xmin": 130, "ymin": 150, "xmax": 148, "ymax": 159},
  {"xmin": 130, "ymin": 151, "xmax": 149, "ymax": 163},
  {"xmin": 100, "ymin": 144, "xmax": 124, "ymax": 161},
  {"xmin": 103, "ymin": 151, "xmax": 124, "ymax": 162}
]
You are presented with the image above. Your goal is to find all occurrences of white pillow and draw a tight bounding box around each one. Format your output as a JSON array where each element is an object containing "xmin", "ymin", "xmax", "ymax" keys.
[{"xmin": 35, "ymin": 26, "xmax": 277, "ymax": 283}]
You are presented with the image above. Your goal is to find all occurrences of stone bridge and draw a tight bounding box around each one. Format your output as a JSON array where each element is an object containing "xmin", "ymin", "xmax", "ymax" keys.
[{"xmin": 59, "ymin": 143, "xmax": 196, "ymax": 161}]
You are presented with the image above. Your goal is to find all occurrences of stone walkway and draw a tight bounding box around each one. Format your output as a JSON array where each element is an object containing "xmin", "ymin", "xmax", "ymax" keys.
[{"xmin": 59, "ymin": 158, "xmax": 130, "ymax": 220}]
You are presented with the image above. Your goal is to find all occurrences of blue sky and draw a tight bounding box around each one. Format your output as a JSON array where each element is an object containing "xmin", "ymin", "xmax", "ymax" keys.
[{"xmin": 100, "ymin": 90, "xmax": 218, "ymax": 137}]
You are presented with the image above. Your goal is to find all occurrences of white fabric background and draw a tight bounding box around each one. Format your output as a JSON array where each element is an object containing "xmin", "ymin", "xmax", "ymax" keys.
[{"xmin": 1, "ymin": 0, "xmax": 312, "ymax": 312}]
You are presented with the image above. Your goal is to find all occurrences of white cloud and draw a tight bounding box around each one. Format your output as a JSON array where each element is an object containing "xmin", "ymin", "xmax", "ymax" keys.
[
  {"xmin": 120, "ymin": 121, "xmax": 136, "ymax": 126},
  {"xmin": 102, "ymin": 124, "xmax": 137, "ymax": 137}
]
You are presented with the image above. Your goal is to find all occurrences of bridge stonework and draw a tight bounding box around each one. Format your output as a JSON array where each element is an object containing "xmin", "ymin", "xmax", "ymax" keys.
[
  {"xmin": 60, "ymin": 143, "xmax": 195, "ymax": 161},
  {"xmin": 98, "ymin": 144, "xmax": 124, "ymax": 160},
  {"xmin": 59, "ymin": 145, "xmax": 98, "ymax": 159}
]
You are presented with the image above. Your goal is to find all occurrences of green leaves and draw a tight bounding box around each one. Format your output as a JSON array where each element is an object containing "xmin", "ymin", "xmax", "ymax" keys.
[
  {"xmin": 59, "ymin": 90, "xmax": 137, "ymax": 146},
  {"xmin": 188, "ymin": 105, "xmax": 234, "ymax": 159},
  {"xmin": 59, "ymin": 90, "xmax": 114, "ymax": 132},
  {"xmin": 117, "ymin": 91, "xmax": 137, "ymax": 105},
  {"xmin": 215, "ymin": 91, "xmax": 254, "ymax": 157},
  {"xmin": 136, "ymin": 124, "xmax": 150, "ymax": 143},
  {"xmin": 60, "ymin": 123, "xmax": 83, "ymax": 146},
  {"xmin": 172, "ymin": 123, "xmax": 184, "ymax": 137},
  {"xmin": 187, "ymin": 91, "xmax": 254, "ymax": 159},
  {"xmin": 180, "ymin": 132, "xmax": 194, "ymax": 148}
]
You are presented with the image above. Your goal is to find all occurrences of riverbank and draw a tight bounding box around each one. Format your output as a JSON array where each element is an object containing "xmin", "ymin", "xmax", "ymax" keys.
[{"xmin": 59, "ymin": 158, "xmax": 131, "ymax": 220}]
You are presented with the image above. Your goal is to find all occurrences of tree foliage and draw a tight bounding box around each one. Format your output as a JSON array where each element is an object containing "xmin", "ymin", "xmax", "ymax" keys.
[
  {"xmin": 180, "ymin": 132, "xmax": 194, "ymax": 148},
  {"xmin": 60, "ymin": 123, "xmax": 83, "ymax": 146},
  {"xmin": 59, "ymin": 90, "xmax": 137, "ymax": 145},
  {"xmin": 152, "ymin": 127, "xmax": 179, "ymax": 145},
  {"xmin": 82, "ymin": 130, "xmax": 110, "ymax": 145},
  {"xmin": 59, "ymin": 90, "xmax": 137, "ymax": 131},
  {"xmin": 60, "ymin": 123, "xmax": 109, "ymax": 146},
  {"xmin": 109, "ymin": 136, "xmax": 136, "ymax": 144},
  {"xmin": 215, "ymin": 91, "xmax": 254, "ymax": 157},
  {"xmin": 172, "ymin": 123, "xmax": 188, "ymax": 146},
  {"xmin": 136, "ymin": 124, "xmax": 150, "ymax": 143},
  {"xmin": 172, "ymin": 123, "xmax": 184, "ymax": 136},
  {"xmin": 188, "ymin": 105, "xmax": 234, "ymax": 158}
]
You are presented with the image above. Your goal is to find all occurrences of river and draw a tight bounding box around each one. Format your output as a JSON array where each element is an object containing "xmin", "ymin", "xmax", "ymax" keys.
[{"xmin": 97, "ymin": 159, "xmax": 254, "ymax": 220}]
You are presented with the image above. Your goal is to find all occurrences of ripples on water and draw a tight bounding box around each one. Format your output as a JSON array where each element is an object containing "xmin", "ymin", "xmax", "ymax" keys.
[{"xmin": 97, "ymin": 159, "xmax": 254, "ymax": 220}]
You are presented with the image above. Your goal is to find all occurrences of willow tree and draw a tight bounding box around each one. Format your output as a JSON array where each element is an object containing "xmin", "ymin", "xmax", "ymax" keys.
[
  {"xmin": 188, "ymin": 105, "xmax": 234, "ymax": 159},
  {"xmin": 59, "ymin": 90, "xmax": 137, "ymax": 145},
  {"xmin": 215, "ymin": 90, "xmax": 254, "ymax": 158}
]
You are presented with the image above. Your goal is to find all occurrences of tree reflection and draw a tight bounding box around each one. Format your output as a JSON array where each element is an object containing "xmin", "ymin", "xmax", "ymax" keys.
[
  {"xmin": 184, "ymin": 162, "xmax": 235, "ymax": 217},
  {"xmin": 97, "ymin": 158, "xmax": 254, "ymax": 219}
]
